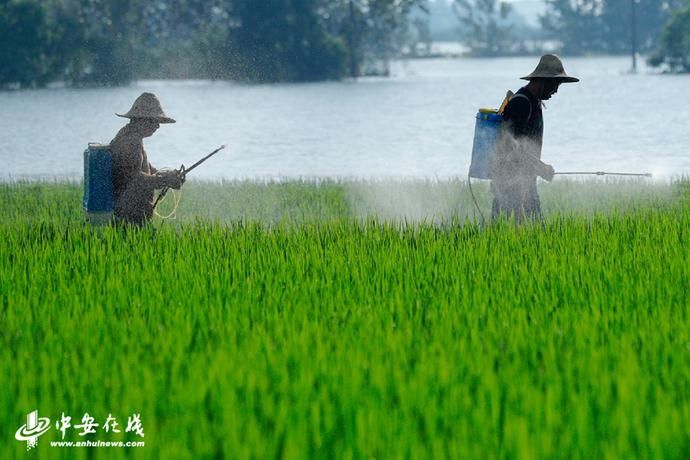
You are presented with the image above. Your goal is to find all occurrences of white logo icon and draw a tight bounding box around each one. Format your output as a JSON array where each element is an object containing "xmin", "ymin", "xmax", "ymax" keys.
[{"xmin": 15, "ymin": 410, "xmax": 51, "ymax": 451}]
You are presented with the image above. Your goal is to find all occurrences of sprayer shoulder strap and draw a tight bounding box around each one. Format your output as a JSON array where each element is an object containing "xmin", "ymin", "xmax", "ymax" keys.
[{"xmin": 508, "ymin": 93, "xmax": 533, "ymax": 120}]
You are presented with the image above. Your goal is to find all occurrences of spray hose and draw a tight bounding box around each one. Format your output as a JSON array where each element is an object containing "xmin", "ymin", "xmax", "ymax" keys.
[
  {"xmin": 467, "ymin": 173, "xmax": 487, "ymax": 225},
  {"xmin": 153, "ymin": 188, "xmax": 182, "ymax": 220}
]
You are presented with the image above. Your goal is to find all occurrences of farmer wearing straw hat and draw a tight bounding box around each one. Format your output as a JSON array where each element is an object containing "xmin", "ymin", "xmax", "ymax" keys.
[
  {"xmin": 490, "ymin": 54, "xmax": 579, "ymax": 222},
  {"xmin": 110, "ymin": 92, "xmax": 185, "ymax": 225}
]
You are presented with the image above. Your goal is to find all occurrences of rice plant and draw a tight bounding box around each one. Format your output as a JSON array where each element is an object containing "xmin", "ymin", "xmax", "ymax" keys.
[{"xmin": 1, "ymin": 180, "xmax": 688, "ymax": 459}]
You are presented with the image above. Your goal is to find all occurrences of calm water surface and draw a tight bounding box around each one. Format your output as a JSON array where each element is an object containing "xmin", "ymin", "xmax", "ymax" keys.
[{"xmin": 1, "ymin": 56, "xmax": 688, "ymax": 180}]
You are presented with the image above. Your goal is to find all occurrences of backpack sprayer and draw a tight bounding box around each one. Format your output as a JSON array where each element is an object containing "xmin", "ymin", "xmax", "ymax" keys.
[
  {"xmin": 83, "ymin": 144, "xmax": 226, "ymax": 223},
  {"xmin": 468, "ymin": 92, "xmax": 652, "ymax": 222},
  {"xmin": 83, "ymin": 143, "xmax": 115, "ymax": 224}
]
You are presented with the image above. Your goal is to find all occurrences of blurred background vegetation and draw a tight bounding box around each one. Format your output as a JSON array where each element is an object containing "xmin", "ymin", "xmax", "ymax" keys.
[
  {"xmin": 1, "ymin": 0, "xmax": 689, "ymax": 89},
  {"xmin": 440, "ymin": 0, "xmax": 690, "ymax": 64}
]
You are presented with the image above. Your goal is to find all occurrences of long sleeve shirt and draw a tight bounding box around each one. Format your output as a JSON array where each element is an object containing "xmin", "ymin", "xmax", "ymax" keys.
[
  {"xmin": 491, "ymin": 87, "xmax": 546, "ymax": 184},
  {"xmin": 110, "ymin": 125, "xmax": 163, "ymax": 224}
]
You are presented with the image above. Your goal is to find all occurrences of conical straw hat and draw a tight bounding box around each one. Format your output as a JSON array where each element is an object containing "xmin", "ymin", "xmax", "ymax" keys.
[
  {"xmin": 521, "ymin": 54, "xmax": 579, "ymax": 83},
  {"xmin": 116, "ymin": 92, "xmax": 176, "ymax": 123}
]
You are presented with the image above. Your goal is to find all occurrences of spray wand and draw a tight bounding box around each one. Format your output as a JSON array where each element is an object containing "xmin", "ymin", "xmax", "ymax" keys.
[
  {"xmin": 468, "ymin": 169, "xmax": 653, "ymax": 225},
  {"xmin": 555, "ymin": 171, "xmax": 652, "ymax": 177},
  {"xmin": 153, "ymin": 144, "xmax": 227, "ymax": 211}
]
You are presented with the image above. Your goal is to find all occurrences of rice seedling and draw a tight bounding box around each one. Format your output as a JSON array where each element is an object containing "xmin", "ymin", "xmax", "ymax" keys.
[{"xmin": 1, "ymin": 180, "xmax": 688, "ymax": 459}]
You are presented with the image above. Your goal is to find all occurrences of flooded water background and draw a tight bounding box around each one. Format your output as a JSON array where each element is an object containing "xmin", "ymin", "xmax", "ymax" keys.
[{"xmin": 1, "ymin": 56, "xmax": 688, "ymax": 180}]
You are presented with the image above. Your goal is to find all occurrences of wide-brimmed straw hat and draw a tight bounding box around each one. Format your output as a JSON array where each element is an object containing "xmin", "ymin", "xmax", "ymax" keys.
[
  {"xmin": 116, "ymin": 92, "xmax": 176, "ymax": 123},
  {"xmin": 521, "ymin": 54, "xmax": 579, "ymax": 83}
]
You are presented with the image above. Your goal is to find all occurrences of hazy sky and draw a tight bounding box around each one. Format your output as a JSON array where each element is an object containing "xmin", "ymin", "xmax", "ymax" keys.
[
  {"xmin": 506, "ymin": 0, "xmax": 546, "ymax": 26},
  {"xmin": 428, "ymin": 0, "xmax": 546, "ymax": 37},
  {"xmin": 432, "ymin": 0, "xmax": 546, "ymax": 27}
]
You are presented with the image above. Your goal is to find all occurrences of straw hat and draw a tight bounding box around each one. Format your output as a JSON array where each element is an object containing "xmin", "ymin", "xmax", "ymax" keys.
[
  {"xmin": 521, "ymin": 54, "xmax": 579, "ymax": 83},
  {"xmin": 116, "ymin": 92, "xmax": 176, "ymax": 123}
]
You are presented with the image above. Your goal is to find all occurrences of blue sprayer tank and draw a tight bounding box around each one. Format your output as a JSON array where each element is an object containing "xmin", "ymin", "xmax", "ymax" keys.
[
  {"xmin": 469, "ymin": 109, "xmax": 503, "ymax": 180},
  {"xmin": 83, "ymin": 143, "xmax": 114, "ymax": 224}
]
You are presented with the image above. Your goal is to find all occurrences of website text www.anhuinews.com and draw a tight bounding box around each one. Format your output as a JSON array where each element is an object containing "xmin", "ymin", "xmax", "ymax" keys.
[{"xmin": 49, "ymin": 440, "xmax": 145, "ymax": 448}]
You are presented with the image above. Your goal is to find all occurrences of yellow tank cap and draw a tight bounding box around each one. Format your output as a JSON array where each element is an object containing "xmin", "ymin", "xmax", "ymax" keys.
[{"xmin": 478, "ymin": 108, "xmax": 498, "ymax": 114}]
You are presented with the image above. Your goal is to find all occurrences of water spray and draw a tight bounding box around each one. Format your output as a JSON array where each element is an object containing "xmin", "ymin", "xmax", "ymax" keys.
[
  {"xmin": 467, "ymin": 169, "xmax": 653, "ymax": 225},
  {"xmin": 467, "ymin": 107, "xmax": 655, "ymax": 224},
  {"xmin": 153, "ymin": 144, "xmax": 227, "ymax": 215}
]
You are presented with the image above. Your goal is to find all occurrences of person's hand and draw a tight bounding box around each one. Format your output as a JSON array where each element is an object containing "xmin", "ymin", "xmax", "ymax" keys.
[
  {"xmin": 176, "ymin": 166, "xmax": 186, "ymax": 186},
  {"xmin": 541, "ymin": 163, "xmax": 555, "ymax": 182},
  {"xmin": 164, "ymin": 170, "xmax": 184, "ymax": 190}
]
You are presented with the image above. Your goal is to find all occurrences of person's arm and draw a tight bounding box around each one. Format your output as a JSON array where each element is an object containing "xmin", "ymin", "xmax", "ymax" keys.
[
  {"xmin": 117, "ymin": 141, "xmax": 171, "ymax": 189},
  {"xmin": 141, "ymin": 147, "xmax": 184, "ymax": 188},
  {"xmin": 516, "ymin": 141, "xmax": 554, "ymax": 180},
  {"xmin": 523, "ymin": 151, "xmax": 554, "ymax": 181},
  {"xmin": 138, "ymin": 165, "xmax": 182, "ymax": 189}
]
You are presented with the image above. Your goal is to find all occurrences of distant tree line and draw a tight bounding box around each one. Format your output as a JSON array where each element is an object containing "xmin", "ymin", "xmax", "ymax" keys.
[
  {"xmin": 540, "ymin": 0, "xmax": 686, "ymax": 55},
  {"xmin": 453, "ymin": 0, "xmax": 690, "ymax": 72},
  {"xmin": 0, "ymin": 0, "xmax": 425, "ymax": 88},
  {"xmin": 453, "ymin": 0, "xmax": 536, "ymax": 57}
]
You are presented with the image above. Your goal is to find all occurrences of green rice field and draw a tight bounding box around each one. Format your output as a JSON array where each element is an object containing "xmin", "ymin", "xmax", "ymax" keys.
[{"xmin": 2, "ymin": 179, "xmax": 689, "ymax": 459}]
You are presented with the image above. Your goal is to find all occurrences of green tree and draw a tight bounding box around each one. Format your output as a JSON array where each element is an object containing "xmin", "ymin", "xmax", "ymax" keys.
[
  {"xmin": 409, "ymin": 16, "xmax": 432, "ymax": 56},
  {"xmin": 226, "ymin": 0, "xmax": 346, "ymax": 82},
  {"xmin": 323, "ymin": 0, "xmax": 426, "ymax": 77},
  {"xmin": 0, "ymin": 0, "xmax": 423, "ymax": 87},
  {"xmin": 541, "ymin": 0, "xmax": 685, "ymax": 55},
  {"xmin": 453, "ymin": 0, "xmax": 514, "ymax": 57},
  {"xmin": 363, "ymin": 0, "xmax": 425, "ymax": 74},
  {"xmin": 540, "ymin": 0, "xmax": 606, "ymax": 55},
  {"xmin": 47, "ymin": 0, "xmax": 141, "ymax": 86},
  {"xmin": 131, "ymin": 0, "xmax": 234, "ymax": 79},
  {"xmin": 599, "ymin": 0, "xmax": 667, "ymax": 53},
  {"xmin": 0, "ymin": 0, "xmax": 53, "ymax": 87},
  {"xmin": 648, "ymin": 4, "xmax": 690, "ymax": 72}
]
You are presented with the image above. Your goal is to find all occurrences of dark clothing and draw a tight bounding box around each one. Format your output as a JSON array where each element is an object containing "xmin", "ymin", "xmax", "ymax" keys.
[
  {"xmin": 110, "ymin": 125, "xmax": 162, "ymax": 225},
  {"xmin": 491, "ymin": 182, "xmax": 541, "ymax": 218},
  {"xmin": 490, "ymin": 87, "xmax": 547, "ymax": 221},
  {"xmin": 503, "ymin": 87, "xmax": 544, "ymax": 143}
]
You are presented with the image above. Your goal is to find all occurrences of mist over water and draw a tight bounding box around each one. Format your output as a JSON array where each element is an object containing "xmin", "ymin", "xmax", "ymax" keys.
[{"xmin": 1, "ymin": 56, "xmax": 689, "ymax": 181}]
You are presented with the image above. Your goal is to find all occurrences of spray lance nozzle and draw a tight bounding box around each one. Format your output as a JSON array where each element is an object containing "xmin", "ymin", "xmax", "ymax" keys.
[
  {"xmin": 554, "ymin": 171, "xmax": 653, "ymax": 177},
  {"xmin": 177, "ymin": 164, "xmax": 186, "ymax": 182}
]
